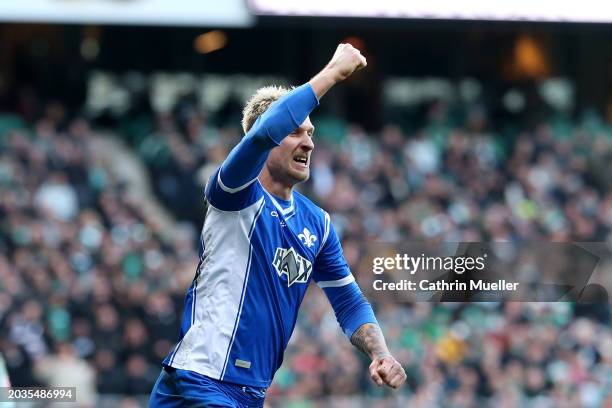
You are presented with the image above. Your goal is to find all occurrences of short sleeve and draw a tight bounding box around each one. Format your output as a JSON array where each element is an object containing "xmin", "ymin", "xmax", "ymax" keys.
[
  {"xmin": 312, "ymin": 215, "xmax": 355, "ymax": 288},
  {"xmin": 205, "ymin": 166, "xmax": 263, "ymax": 211}
]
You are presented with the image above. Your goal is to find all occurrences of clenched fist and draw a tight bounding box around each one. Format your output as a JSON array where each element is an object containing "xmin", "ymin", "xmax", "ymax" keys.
[
  {"xmin": 369, "ymin": 354, "xmax": 407, "ymax": 389},
  {"xmin": 308, "ymin": 43, "xmax": 367, "ymax": 98},
  {"xmin": 325, "ymin": 43, "xmax": 367, "ymax": 82}
]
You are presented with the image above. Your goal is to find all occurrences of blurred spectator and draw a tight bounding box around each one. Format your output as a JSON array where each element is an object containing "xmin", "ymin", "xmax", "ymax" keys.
[{"xmin": 34, "ymin": 342, "xmax": 96, "ymax": 407}]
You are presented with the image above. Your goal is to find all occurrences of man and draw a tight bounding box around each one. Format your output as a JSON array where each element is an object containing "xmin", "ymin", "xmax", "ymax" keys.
[{"xmin": 150, "ymin": 44, "xmax": 406, "ymax": 407}]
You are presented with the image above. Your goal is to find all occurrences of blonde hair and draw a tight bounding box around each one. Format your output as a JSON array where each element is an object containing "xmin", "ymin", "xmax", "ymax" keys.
[{"xmin": 241, "ymin": 85, "xmax": 292, "ymax": 134}]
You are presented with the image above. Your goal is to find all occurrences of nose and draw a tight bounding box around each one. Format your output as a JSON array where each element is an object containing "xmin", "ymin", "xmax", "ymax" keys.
[{"xmin": 301, "ymin": 133, "xmax": 314, "ymax": 152}]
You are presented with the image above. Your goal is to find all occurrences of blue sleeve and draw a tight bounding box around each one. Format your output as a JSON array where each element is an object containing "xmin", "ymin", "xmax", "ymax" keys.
[
  {"xmin": 206, "ymin": 83, "xmax": 319, "ymax": 210},
  {"xmin": 313, "ymin": 215, "xmax": 350, "ymax": 283},
  {"xmin": 322, "ymin": 282, "xmax": 379, "ymax": 339},
  {"xmin": 314, "ymin": 217, "xmax": 378, "ymax": 338}
]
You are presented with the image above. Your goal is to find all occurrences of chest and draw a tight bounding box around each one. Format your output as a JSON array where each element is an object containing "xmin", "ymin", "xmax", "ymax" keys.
[{"xmin": 253, "ymin": 201, "xmax": 322, "ymax": 286}]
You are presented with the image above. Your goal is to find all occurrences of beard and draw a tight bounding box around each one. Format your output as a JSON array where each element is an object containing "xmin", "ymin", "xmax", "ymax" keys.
[
  {"xmin": 287, "ymin": 165, "xmax": 310, "ymax": 183},
  {"xmin": 266, "ymin": 160, "xmax": 310, "ymax": 186}
]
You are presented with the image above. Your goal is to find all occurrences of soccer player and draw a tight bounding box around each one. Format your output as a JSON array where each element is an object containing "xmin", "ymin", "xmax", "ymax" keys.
[{"xmin": 149, "ymin": 43, "xmax": 406, "ymax": 407}]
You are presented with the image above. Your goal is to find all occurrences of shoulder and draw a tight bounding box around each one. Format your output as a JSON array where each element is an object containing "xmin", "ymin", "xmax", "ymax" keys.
[{"xmin": 205, "ymin": 166, "xmax": 264, "ymax": 211}]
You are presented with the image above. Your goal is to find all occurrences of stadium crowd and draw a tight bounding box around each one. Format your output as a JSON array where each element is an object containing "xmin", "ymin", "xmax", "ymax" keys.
[{"xmin": 0, "ymin": 97, "xmax": 611, "ymax": 407}]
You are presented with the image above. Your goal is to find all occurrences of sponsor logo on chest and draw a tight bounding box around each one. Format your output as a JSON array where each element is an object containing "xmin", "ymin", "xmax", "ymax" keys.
[{"xmin": 272, "ymin": 247, "xmax": 312, "ymax": 287}]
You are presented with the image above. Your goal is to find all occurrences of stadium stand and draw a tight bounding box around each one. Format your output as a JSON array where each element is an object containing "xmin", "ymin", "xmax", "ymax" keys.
[{"xmin": 0, "ymin": 95, "xmax": 610, "ymax": 406}]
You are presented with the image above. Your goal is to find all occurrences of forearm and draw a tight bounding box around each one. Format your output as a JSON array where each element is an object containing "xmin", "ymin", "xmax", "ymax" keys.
[
  {"xmin": 308, "ymin": 68, "xmax": 341, "ymax": 99},
  {"xmin": 350, "ymin": 323, "xmax": 391, "ymax": 360},
  {"xmin": 321, "ymin": 281, "xmax": 389, "ymax": 359},
  {"xmin": 220, "ymin": 43, "xmax": 365, "ymax": 189}
]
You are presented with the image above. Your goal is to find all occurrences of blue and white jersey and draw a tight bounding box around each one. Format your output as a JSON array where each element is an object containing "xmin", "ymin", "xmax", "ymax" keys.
[{"xmin": 163, "ymin": 83, "xmax": 377, "ymax": 388}]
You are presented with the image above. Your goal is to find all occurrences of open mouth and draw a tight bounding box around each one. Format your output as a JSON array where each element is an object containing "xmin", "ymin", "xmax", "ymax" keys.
[{"xmin": 293, "ymin": 155, "xmax": 308, "ymax": 167}]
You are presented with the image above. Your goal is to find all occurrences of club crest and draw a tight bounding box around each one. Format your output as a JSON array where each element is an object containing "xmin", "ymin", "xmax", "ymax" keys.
[{"xmin": 298, "ymin": 228, "xmax": 317, "ymax": 248}]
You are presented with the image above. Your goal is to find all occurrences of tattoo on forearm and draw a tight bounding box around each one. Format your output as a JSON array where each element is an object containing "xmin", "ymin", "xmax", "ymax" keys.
[{"xmin": 350, "ymin": 323, "xmax": 390, "ymax": 359}]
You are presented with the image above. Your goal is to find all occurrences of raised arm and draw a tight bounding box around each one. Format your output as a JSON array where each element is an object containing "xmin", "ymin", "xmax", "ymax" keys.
[
  {"xmin": 309, "ymin": 43, "xmax": 367, "ymax": 99},
  {"xmin": 215, "ymin": 83, "xmax": 317, "ymax": 194},
  {"xmin": 217, "ymin": 43, "xmax": 367, "ymax": 192}
]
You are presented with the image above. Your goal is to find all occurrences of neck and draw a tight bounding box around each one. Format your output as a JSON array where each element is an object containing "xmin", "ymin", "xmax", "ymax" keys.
[{"xmin": 259, "ymin": 168, "xmax": 293, "ymax": 200}]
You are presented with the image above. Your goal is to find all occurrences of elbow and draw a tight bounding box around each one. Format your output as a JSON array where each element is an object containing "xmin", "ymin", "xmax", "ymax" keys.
[{"xmin": 247, "ymin": 121, "xmax": 279, "ymax": 147}]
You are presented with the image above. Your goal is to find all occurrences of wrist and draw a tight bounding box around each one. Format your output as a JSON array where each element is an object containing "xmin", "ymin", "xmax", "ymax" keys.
[
  {"xmin": 372, "ymin": 351, "xmax": 392, "ymax": 361},
  {"xmin": 309, "ymin": 67, "xmax": 341, "ymax": 99},
  {"xmin": 322, "ymin": 65, "xmax": 344, "ymax": 83}
]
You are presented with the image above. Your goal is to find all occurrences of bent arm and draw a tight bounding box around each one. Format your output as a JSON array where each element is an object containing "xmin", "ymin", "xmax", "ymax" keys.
[
  {"xmin": 218, "ymin": 42, "xmax": 367, "ymax": 191},
  {"xmin": 218, "ymin": 83, "xmax": 319, "ymax": 190},
  {"xmin": 315, "ymin": 219, "xmax": 405, "ymax": 389},
  {"xmin": 323, "ymin": 281, "xmax": 406, "ymax": 389}
]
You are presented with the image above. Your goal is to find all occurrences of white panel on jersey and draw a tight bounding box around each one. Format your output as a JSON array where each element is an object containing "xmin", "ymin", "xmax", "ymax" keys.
[{"xmin": 169, "ymin": 197, "xmax": 265, "ymax": 379}]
